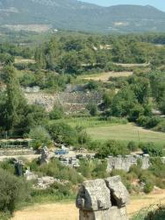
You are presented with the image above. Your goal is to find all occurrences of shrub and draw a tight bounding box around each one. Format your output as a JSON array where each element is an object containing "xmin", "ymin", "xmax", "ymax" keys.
[
  {"xmin": 150, "ymin": 158, "xmax": 165, "ymax": 178},
  {"xmin": 29, "ymin": 126, "xmax": 52, "ymax": 149},
  {"xmin": 0, "ymin": 212, "xmax": 11, "ymax": 220},
  {"xmin": 86, "ymin": 103, "xmax": 98, "ymax": 116},
  {"xmin": 85, "ymin": 80, "xmax": 99, "ymax": 91},
  {"xmin": 32, "ymin": 158, "xmax": 83, "ymax": 184},
  {"xmin": 143, "ymin": 182, "xmax": 154, "ymax": 194},
  {"xmin": 49, "ymin": 105, "xmax": 64, "ymax": 120},
  {"xmin": 96, "ymin": 140, "xmax": 130, "ymax": 158},
  {"xmin": 47, "ymin": 122, "xmax": 78, "ymax": 145},
  {"xmin": 154, "ymin": 120, "xmax": 165, "ymax": 132},
  {"xmin": 140, "ymin": 142, "xmax": 164, "ymax": 157},
  {"xmin": 0, "ymin": 169, "xmax": 30, "ymax": 214},
  {"xmin": 127, "ymin": 141, "xmax": 138, "ymax": 152}
]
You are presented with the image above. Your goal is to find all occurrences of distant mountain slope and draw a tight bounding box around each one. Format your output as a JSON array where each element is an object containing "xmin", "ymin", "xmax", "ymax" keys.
[{"xmin": 0, "ymin": 0, "xmax": 165, "ymax": 33}]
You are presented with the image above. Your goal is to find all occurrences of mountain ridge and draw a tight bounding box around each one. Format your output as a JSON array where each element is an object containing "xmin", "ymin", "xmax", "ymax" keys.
[{"xmin": 0, "ymin": 0, "xmax": 165, "ymax": 33}]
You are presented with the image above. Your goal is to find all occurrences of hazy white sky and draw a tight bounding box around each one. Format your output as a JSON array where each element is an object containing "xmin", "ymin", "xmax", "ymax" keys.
[{"xmin": 82, "ymin": 0, "xmax": 165, "ymax": 11}]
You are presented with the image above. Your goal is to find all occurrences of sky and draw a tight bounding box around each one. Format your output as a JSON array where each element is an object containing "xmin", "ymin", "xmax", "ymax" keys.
[{"xmin": 81, "ymin": 0, "xmax": 165, "ymax": 12}]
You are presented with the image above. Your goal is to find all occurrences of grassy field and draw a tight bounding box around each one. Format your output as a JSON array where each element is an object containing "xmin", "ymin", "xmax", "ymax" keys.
[
  {"xmin": 60, "ymin": 117, "xmax": 165, "ymax": 146},
  {"xmin": 86, "ymin": 123, "xmax": 165, "ymax": 144}
]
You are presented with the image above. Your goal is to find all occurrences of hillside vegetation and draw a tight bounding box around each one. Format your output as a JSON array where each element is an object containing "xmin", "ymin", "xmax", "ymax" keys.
[{"xmin": 0, "ymin": 0, "xmax": 165, "ymax": 33}]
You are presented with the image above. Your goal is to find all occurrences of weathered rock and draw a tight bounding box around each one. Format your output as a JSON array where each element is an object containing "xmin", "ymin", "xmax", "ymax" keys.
[
  {"xmin": 39, "ymin": 146, "xmax": 51, "ymax": 164},
  {"xmin": 105, "ymin": 176, "xmax": 129, "ymax": 208},
  {"xmin": 76, "ymin": 176, "xmax": 129, "ymax": 220},
  {"xmin": 14, "ymin": 159, "xmax": 24, "ymax": 176},
  {"xmin": 107, "ymin": 154, "xmax": 150, "ymax": 172},
  {"xmin": 76, "ymin": 179, "xmax": 111, "ymax": 211},
  {"xmin": 36, "ymin": 176, "xmax": 56, "ymax": 189},
  {"xmin": 24, "ymin": 169, "xmax": 38, "ymax": 181}
]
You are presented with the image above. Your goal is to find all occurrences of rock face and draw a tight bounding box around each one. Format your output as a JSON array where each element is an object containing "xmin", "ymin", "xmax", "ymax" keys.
[
  {"xmin": 105, "ymin": 176, "xmax": 129, "ymax": 208},
  {"xmin": 76, "ymin": 176, "xmax": 129, "ymax": 220},
  {"xmin": 107, "ymin": 154, "xmax": 150, "ymax": 172},
  {"xmin": 39, "ymin": 146, "xmax": 51, "ymax": 164}
]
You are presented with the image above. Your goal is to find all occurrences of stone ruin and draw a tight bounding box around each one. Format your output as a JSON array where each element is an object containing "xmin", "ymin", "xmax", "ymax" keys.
[
  {"xmin": 76, "ymin": 176, "xmax": 129, "ymax": 220},
  {"xmin": 13, "ymin": 159, "xmax": 24, "ymax": 176},
  {"xmin": 39, "ymin": 146, "xmax": 51, "ymax": 164},
  {"xmin": 107, "ymin": 154, "xmax": 150, "ymax": 172}
]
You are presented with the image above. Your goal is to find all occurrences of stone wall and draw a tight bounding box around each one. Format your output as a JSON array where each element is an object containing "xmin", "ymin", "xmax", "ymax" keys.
[
  {"xmin": 25, "ymin": 91, "xmax": 102, "ymax": 113},
  {"xmin": 107, "ymin": 154, "xmax": 150, "ymax": 172},
  {"xmin": 0, "ymin": 149, "xmax": 34, "ymax": 156},
  {"xmin": 76, "ymin": 176, "xmax": 129, "ymax": 220}
]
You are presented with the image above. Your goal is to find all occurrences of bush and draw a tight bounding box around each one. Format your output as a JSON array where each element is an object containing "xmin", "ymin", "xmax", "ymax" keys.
[
  {"xmin": 96, "ymin": 140, "xmax": 130, "ymax": 158},
  {"xmin": 47, "ymin": 122, "xmax": 78, "ymax": 145},
  {"xmin": 139, "ymin": 142, "xmax": 164, "ymax": 157},
  {"xmin": 29, "ymin": 126, "xmax": 52, "ymax": 149},
  {"xmin": 0, "ymin": 212, "xmax": 11, "ymax": 220},
  {"xmin": 49, "ymin": 105, "xmax": 64, "ymax": 120},
  {"xmin": 85, "ymin": 80, "xmax": 99, "ymax": 91},
  {"xmin": 32, "ymin": 158, "xmax": 83, "ymax": 184},
  {"xmin": 131, "ymin": 205, "xmax": 165, "ymax": 220},
  {"xmin": 78, "ymin": 159, "xmax": 108, "ymax": 179},
  {"xmin": 154, "ymin": 120, "xmax": 165, "ymax": 132},
  {"xmin": 144, "ymin": 182, "xmax": 154, "ymax": 194},
  {"xmin": 127, "ymin": 141, "xmax": 138, "ymax": 152},
  {"xmin": 137, "ymin": 116, "xmax": 161, "ymax": 129},
  {"xmin": 0, "ymin": 169, "xmax": 30, "ymax": 214},
  {"xmin": 86, "ymin": 103, "xmax": 98, "ymax": 116},
  {"xmin": 150, "ymin": 158, "xmax": 165, "ymax": 179}
]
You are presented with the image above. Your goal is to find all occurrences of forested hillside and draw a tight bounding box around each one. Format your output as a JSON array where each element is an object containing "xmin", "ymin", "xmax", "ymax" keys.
[{"xmin": 0, "ymin": 0, "xmax": 165, "ymax": 33}]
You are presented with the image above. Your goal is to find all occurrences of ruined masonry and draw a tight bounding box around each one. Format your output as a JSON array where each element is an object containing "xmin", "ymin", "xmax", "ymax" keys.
[
  {"xmin": 107, "ymin": 154, "xmax": 150, "ymax": 172},
  {"xmin": 76, "ymin": 176, "xmax": 129, "ymax": 220}
]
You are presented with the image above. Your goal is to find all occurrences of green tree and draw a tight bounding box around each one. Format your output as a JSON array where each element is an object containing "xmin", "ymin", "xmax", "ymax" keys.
[
  {"xmin": 29, "ymin": 126, "xmax": 52, "ymax": 149},
  {"xmin": 47, "ymin": 122, "xmax": 78, "ymax": 145},
  {"xmin": 111, "ymin": 87, "xmax": 137, "ymax": 117},
  {"xmin": 3, "ymin": 65, "xmax": 27, "ymax": 133}
]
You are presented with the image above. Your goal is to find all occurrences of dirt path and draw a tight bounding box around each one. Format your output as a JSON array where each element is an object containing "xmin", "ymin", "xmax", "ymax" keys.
[
  {"xmin": 82, "ymin": 71, "xmax": 133, "ymax": 82},
  {"xmin": 12, "ymin": 191, "xmax": 165, "ymax": 220}
]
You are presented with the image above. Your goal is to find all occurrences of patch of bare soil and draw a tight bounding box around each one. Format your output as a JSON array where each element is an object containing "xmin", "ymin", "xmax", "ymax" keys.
[
  {"xmin": 12, "ymin": 190, "xmax": 165, "ymax": 220},
  {"xmin": 83, "ymin": 71, "xmax": 133, "ymax": 82}
]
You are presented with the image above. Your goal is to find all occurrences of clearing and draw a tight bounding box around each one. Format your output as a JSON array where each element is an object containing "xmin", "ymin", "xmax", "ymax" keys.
[
  {"xmin": 15, "ymin": 57, "xmax": 36, "ymax": 64},
  {"xmin": 12, "ymin": 190, "xmax": 165, "ymax": 220},
  {"xmin": 79, "ymin": 71, "xmax": 133, "ymax": 82}
]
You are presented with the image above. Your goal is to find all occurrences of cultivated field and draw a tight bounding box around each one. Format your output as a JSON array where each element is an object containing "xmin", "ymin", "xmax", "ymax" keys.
[
  {"xmin": 79, "ymin": 71, "xmax": 133, "ymax": 82},
  {"xmin": 86, "ymin": 123, "xmax": 165, "ymax": 145},
  {"xmin": 63, "ymin": 117, "xmax": 165, "ymax": 146},
  {"xmin": 12, "ymin": 190, "xmax": 165, "ymax": 220}
]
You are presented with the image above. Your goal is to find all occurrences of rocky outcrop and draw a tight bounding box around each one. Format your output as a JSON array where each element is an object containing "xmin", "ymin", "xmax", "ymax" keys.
[
  {"xmin": 39, "ymin": 146, "xmax": 51, "ymax": 164},
  {"xmin": 107, "ymin": 154, "xmax": 150, "ymax": 172},
  {"xmin": 76, "ymin": 176, "xmax": 129, "ymax": 220}
]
